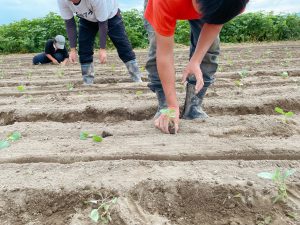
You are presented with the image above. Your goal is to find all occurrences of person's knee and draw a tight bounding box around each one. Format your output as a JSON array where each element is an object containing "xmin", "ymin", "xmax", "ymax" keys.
[{"xmin": 32, "ymin": 55, "xmax": 40, "ymax": 65}]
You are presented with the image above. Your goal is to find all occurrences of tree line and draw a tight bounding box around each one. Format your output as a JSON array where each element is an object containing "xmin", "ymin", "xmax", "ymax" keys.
[{"xmin": 0, "ymin": 10, "xmax": 299, "ymax": 54}]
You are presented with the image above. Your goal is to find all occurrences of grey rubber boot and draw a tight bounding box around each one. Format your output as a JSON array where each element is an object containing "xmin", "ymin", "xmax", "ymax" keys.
[
  {"xmin": 154, "ymin": 89, "xmax": 168, "ymax": 119},
  {"xmin": 81, "ymin": 63, "xmax": 95, "ymax": 85},
  {"xmin": 181, "ymin": 83, "xmax": 209, "ymax": 120},
  {"xmin": 125, "ymin": 59, "xmax": 143, "ymax": 82}
]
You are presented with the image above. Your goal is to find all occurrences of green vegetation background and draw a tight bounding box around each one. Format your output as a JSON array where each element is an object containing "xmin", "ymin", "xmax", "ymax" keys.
[{"xmin": 0, "ymin": 10, "xmax": 299, "ymax": 54}]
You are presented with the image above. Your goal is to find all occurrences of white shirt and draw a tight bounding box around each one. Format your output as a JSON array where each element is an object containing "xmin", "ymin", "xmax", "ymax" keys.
[{"xmin": 57, "ymin": 0, "xmax": 119, "ymax": 22}]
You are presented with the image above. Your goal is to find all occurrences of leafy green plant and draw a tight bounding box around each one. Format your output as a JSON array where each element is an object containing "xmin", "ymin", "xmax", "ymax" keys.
[
  {"xmin": 275, "ymin": 107, "xmax": 294, "ymax": 123},
  {"xmin": 234, "ymin": 80, "xmax": 244, "ymax": 87},
  {"xmin": 257, "ymin": 168, "xmax": 296, "ymax": 203},
  {"xmin": 0, "ymin": 131, "xmax": 22, "ymax": 150},
  {"xmin": 67, "ymin": 83, "xmax": 74, "ymax": 91},
  {"xmin": 279, "ymin": 71, "xmax": 289, "ymax": 78},
  {"xmin": 257, "ymin": 216, "xmax": 272, "ymax": 225},
  {"xmin": 17, "ymin": 85, "xmax": 25, "ymax": 92},
  {"xmin": 239, "ymin": 69, "xmax": 249, "ymax": 79},
  {"xmin": 135, "ymin": 90, "xmax": 143, "ymax": 96},
  {"xmin": 56, "ymin": 70, "xmax": 65, "ymax": 78},
  {"xmin": 80, "ymin": 131, "xmax": 103, "ymax": 143},
  {"xmin": 88, "ymin": 196, "xmax": 118, "ymax": 224}
]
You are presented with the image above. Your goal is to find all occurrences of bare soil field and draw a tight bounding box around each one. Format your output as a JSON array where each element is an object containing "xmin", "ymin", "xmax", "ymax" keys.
[{"xmin": 0, "ymin": 41, "xmax": 299, "ymax": 225}]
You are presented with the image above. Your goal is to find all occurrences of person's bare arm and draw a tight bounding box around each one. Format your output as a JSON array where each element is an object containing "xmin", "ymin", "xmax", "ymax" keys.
[
  {"xmin": 182, "ymin": 23, "xmax": 223, "ymax": 93},
  {"xmin": 155, "ymin": 33, "xmax": 179, "ymax": 134},
  {"xmin": 46, "ymin": 54, "xmax": 59, "ymax": 64}
]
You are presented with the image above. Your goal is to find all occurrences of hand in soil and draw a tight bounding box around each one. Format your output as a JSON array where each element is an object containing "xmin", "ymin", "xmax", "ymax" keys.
[{"xmin": 154, "ymin": 108, "xmax": 179, "ymax": 134}]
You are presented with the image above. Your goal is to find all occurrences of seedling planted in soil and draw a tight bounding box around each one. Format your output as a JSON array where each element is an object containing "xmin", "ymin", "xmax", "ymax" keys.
[
  {"xmin": 67, "ymin": 83, "xmax": 74, "ymax": 91},
  {"xmin": 275, "ymin": 107, "xmax": 294, "ymax": 123},
  {"xmin": 258, "ymin": 168, "xmax": 296, "ymax": 203},
  {"xmin": 279, "ymin": 71, "xmax": 289, "ymax": 78},
  {"xmin": 88, "ymin": 195, "xmax": 118, "ymax": 224},
  {"xmin": 160, "ymin": 108, "xmax": 176, "ymax": 134},
  {"xmin": 17, "ymin": 85, "xmax": 25, "ymax": 92},
  {"xmin": 0, "ymin": 131, "xmax": 22, "ymax": 150},
  {"xmin": 135, "ymin": 90, "xmax": 143, "ymax": 96},
  {"xmin": 257, "ymin": 216, "xmax": 272, "ymax": 225},
  {"xmin": 80, "ymin": 131, "xmax": 103, "ymax": 142}
]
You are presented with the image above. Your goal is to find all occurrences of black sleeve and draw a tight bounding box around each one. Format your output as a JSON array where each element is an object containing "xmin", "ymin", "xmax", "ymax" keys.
[
  {"xmin": 65, "ymin": 17, "xmax": 77, "ymax": 48},
  {"xmin": 44, "ymin": 40, "xmax": 54, "ymax": 55},
  {"xmin": 98, "ymin": 20, "xmax": 108, "ymax": 49}
]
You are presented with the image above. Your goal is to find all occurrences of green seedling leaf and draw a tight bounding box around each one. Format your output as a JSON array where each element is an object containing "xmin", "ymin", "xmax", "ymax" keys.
[
  {"xmin": 67, "ymin": 83, "xmax": 74, "ymax": 91},
  {"xmin": 135, "ymin": 90, "xmax": 143, "ymax": 96},
  {"xmin": 80, "ymin": 131, "xmax": 89, "ymax": 140},
  {"xmin": 111, "ymin": 197, "xmax": 118, "ymax": 204},
  {"xmin": 285, "ymin": 111, "xmax": 294, "ymax": 118},
  {"xmin": 90, "ymin": 209, "xmax": 99, "ymax": 222},
  {"xmin": 264, "ymin": 216, "xmax": 272, "ymax": 224},
  {"xmin": 283, "ymin": 169, "xmax": 296, "ymax": 179},
  {"xmin": 0, "ymin": 140, "xmax": 10, "ymax": 150},
  {"xmin": 17, "ymin": 85, "xmax": 25, "ymax": 92},
  {"xmin": 287, "ymin": 212, "xmax": 298, "ymax": 220},
  {"xmin": 275, "ymin": 107, "xmax": 284, "ymax": 115},
  {"xmin": 92, "ymin": 135, "xmax": 103, "ymax": 143},
  {"xmin": 160, "ymin": 108, "xmax": 176, "ymax": 118},
  {"xmin": 257, "ymin": 172, "xmax": 274, "ymax": 180},
  {"xmin": 101, "ymin": 203, "xmax": 110, "ymax": 211},
  {"xmin": 273, "ymin": 168, "xmax": 281, "ymax": 181},
  {"xmin": 280, "ymin": 71, "xmax": 289, "ymax": 78},
  {"xmin": 100, "ymin": 217, "xmax": 109, "ymax": 224},
  {"xmin": 235, "ymin": 80, "xmax": 243, "ymax": 87},
  {"xmin": 8, "ymin": 131, "xmax": 21, "ymax": 141}
]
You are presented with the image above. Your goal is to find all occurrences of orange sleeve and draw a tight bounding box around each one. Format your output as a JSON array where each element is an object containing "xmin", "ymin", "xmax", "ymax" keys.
[{"xmin": 145, "ymin": 0, "xmax": 176, "ymax": 37}]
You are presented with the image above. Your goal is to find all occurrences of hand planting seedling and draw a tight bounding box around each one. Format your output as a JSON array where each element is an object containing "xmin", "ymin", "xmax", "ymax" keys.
[
  {"xmin": 160, "ymin": 108, "xmax": 176, "ymax": 134},
  {"xmin": 0, "ymin": 131, "xmax": 22, "ymax": 150},
  {"xmin": 80, "ymin": 131, "xmax": 103, "ymax": 142},
  {"xmin": 17, "ymin": 85, "xmax": 25, "ymax": 92},
  {"xmin": 257, "ymin": 168, "xmax": 296, "ymax": 203},
  {"xmin": 275, "ymin": 107, "xmax": 294, "ymax": 123},
  {"xmin": 88, "ymin": 195, "xmax": 118, "ymax": 224}
]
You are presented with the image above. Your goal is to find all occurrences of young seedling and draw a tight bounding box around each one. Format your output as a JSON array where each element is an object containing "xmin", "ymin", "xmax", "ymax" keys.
[
  {"xmin": 279, "ymin": 71, "xmax": 289, "ymax": 78},
  {"xmin": 234, "ymin": 80, "xmax": 244, "ymax": 87},
  {"xmin": 257, "ymin": 168, "xmax": 296, "ymax": 203},
  {"xmin": 111, "ymin": 63, "xmax": 116, "ymax": 72},
  {"xmin": 217, "ymin": 65, "xmax": 224, "ymax": 72},
  {"xmin": 67, "ymin": 83, "xmax": 74, "ymax": 91},
  {"xmin": 275, "ymin": 107, "xmax": 294, "ymax": 123},
  {"xmin": 257, "ymin": 216, "xmax": 272, "ymax": 225},
  {"xmin": 160, "ymin": 108, "xmax": 176, "ymax": 134},
  {"xmin": 56, "ymin": 70, "xmax": 65, "ymax": 78},
  {"xmin": 0, "ymin": 131, "xmax": 22, "ymax": 150},
  {"xmin": 0, "ymin": 70, "xmax": 4, "ymax": 79},
  {"xmin": 27, "ymin": 71, "xmax": 33, "ymax": 80},
  {"xmin": 140, "ymin": 66, "xmax": 145, "ymax": 72},
  {"xmin": 17, "ymin": 85, "xmax": 25, "ymax": 92},
  {"xmin": 238, "ymin": 69, "xmax": 249, "ymax": 79},
  {"xmin": 88, "ymin": 195, "xmax": 118, "ymax": 224},
  {"xmin": 80, "ymin": 131, "xmax": 103, "ymax": 142},
  {"xmin": 135, "ymin": 90, "xmax": 143, "ymax": 96}
]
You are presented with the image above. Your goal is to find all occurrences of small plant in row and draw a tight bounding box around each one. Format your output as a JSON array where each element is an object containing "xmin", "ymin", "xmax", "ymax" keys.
[
  {"xmin": 80, "ymin": 131, "xmax": 103, "ymax": 142},
  {"xmin": 0, "ymin": 132, "xmax": 22, "ymax": 150},
  {"xmin": 17, "ymin": 85, "xmax": 25, "ymax": 92},
  {"xmin": 235, "ymin": 69, "xmax": 249, "ymax": 87},
  {"xmin": 88, "ymin": 195, "xmax": 118, "ymax": 224},
  {"xmin": 258, "ymin": 168, "xmax": 296, "ymax": 203},
  {"xmin": 275, "ymin": 107, "xmax": 294, "ymax": 123}
]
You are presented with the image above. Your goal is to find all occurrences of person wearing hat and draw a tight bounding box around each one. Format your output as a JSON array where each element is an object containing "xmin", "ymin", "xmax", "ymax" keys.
[
  {"xmin": 32, "ymin": 35, "xmax": 69, "ymax": 65},
  {"xmin": 57, "ymin": 0, "xmax": 143, "ymax": 85}
]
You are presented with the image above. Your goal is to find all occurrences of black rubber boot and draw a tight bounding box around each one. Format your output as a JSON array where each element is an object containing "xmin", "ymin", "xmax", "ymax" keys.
[
  {"xmin": 125, "ymin": 59, "xmax": 143, "ymax": 82},
  {"xmin": 181, "ymin": 83, "xmax": 209, "ymax": 120},
  {"xmin": 81, "ymin": 63, "xmax": 94, "ymax": 85},
  {"xmin": 154, "ymin": 89, "xmax": 167, "ymax": 119}
]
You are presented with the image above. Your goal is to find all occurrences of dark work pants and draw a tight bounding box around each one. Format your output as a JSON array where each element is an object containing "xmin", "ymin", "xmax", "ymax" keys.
[
  {"xmin": 78, "ymin": 11, "xmax": 136, "ymax": 64},
  {"xmin": 32, "ymin": 52, "xmax": 64, "ymax": 65}
]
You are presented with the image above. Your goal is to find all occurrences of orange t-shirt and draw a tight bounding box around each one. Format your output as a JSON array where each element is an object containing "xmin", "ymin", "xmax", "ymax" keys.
[{"xmin": 144, "ymin": 0, "xmax": 202, "ymax": 37}]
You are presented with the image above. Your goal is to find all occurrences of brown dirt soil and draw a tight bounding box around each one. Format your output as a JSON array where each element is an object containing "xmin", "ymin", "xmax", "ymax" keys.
[{"xmin": 0, "ymin": 41, "xmax": 300, "ymax": 225}]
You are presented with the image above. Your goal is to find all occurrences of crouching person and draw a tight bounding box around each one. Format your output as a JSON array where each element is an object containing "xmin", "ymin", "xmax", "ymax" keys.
[
  {"xmin": 33, "ymin": 35, "xmax": 69, "ymax": 65},
  {"xmin": 144, "ymin": 0, "xmax": 249, "ymax": 134},
  {"xmin": 57, "ymin": 0, "xmax": 143, "ymax": 85}
]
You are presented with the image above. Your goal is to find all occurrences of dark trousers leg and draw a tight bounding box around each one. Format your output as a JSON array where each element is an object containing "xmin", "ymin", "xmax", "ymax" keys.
[
  {"xmin": 188, "ymin": 19, "xmax": 220, "ymax": 94},
  {"xmin": 107, "ymin": 12, "xmax": 136, "ymax": 63},
  {"xmin": 78, "ymin": 18, "xmax": 98, "ymax": 64},
  {"xmin": 32, "ymin": 53, "xmax": 51, "ymax": 65}
]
